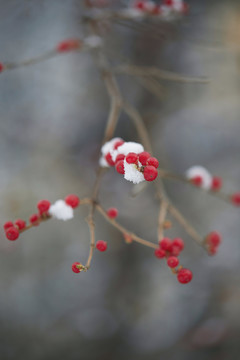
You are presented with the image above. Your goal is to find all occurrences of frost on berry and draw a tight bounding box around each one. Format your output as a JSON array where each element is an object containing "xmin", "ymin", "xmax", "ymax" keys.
[
  {"xmin": 49, "ymin": 200, "xmax": 74, "ymax": 221},
  {"xmin": 177, "ymin": 268, "xmax": 193, "ymax": 284},
  {"xmin": 96, "ymin": 240, "xmax": 107, "ymax": 252},
  {"xmin": 37, "ymin": 199, "xmax": 51, "ymax": 215},
  {"xmin": 5, "ymin": 226, "xmax": 19, "ymax": 241},
  {"xmin": 99, "ymin": 137, "xmax": 124, "ymax": 167},
  {"xmin": 65, "ymin": 194, "xmax": 80, "ymax": 208},
  {"xmin": 107, "ymin": 207, "xmax": 118, "ymax": 219},
  {"xmin": 186, "ymin": 166, "xmax": 212, "ymax": 190},
  {"xmin": 124, "ymin": 159, "xmax": 145, "ymax": 184}
]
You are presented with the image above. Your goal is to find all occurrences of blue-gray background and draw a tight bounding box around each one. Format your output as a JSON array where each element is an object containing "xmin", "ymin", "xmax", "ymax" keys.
[{"xmin": 0, "ymin": 1, "xmax": 240, "ymax": 359}]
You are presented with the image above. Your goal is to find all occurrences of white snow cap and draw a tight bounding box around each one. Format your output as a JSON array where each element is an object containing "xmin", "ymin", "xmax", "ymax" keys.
[
  {"xmin": 171, "ymin": 0, "xmax": 184, "ymax": 11},
  {"xmin": 186, "ymin": 166, "xmax": 212, "ymax": 190},
  {"xmin": 112, "ymin": 141, "xmax": 144, "ymax": 162},
  {"xmin": 124, "ymin": 159, "xmax": 145, "ymax": 184},
  {"xmin": 99, "ymin": 137, "xmax": 123, "ymax": 168},
  {"xmin": 84, "ymin": 35, "xmax": 103, "ymax": 49},
  {"xmin": 49, "ymin": 200, "xmax": 74, "ymax": 221}
]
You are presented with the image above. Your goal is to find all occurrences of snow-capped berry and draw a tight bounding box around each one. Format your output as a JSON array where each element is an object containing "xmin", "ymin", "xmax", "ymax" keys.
[
  {"xmin": 126, "ymin": 152, "xmax": 139, "ymax": 164},
  {"xmin": 105, "ymin": 152, "xmax": 115, "ymax": 166},
  {"xmin": 107, "ymin": 207, "xmax": 118, "ymax": 219},
  {"xmin": 14, "ymin": 219, "xmax": 26, "ymax": 230},
  {"xmin": 211, "ymin": 176, "xmax": 222, "ymax": 191},
  {"xmin": 0, "ymin": 63, "xmax": 4, "ymax": 72},
  {"xmin": 143, "ymin": 165, "xmax": 158, "ymax": 181},
  {"xmin": 5, "ymin": 226, "xmax": 19, "ymax": 241},
  {"xmin": 57, "ymin": 39, "xmax": 81, "ymax": 52},
  {"xmin": 115, "ymin": 160, "xmax": 125, "ymax": 174},
  {"xmin": 231, "ymin": 193, "xmax": 240, "ymax": 206},
  {"xmin": 4, "ymin": 221, "xmax": 14, "ymax": 231},
  {"xmin": 115, "ymin": 154, "xmax": 125, "ymax": 162},
  {"xmin": 37, "ymin": 199, "xmax": 51, "ymax": 214},
  {"xmin": 186, "ymin": 166, "xmax": 212, "ymax": 190},
  {"xmin": 159, "ymin": 238, "xmax": 172, "ymax": 251},
  {"xmin": 167, "ymin": 256, "xmax": 179, "ymax": 268},
  {"xmin": 139, "ymin": 151, "xmax": 151, "ymax": 166},
  {"xmin": 72, "ymin": 262, "xmax": 81, "ymax": 273},
  {"xmin": 96, "ymin": 240, "xmax": 107, "ymax": 252},
  {"xmin": 154, "ymin": 248, "xmax": 166, "ymax": 259},
  {"xmin": 192, "ymin": 175, "xmax": 203, "ymax": 187},
  {"xmin": 113, "ymin": 140, "xmax": 124, "ymax": 150},
  {"xmin": 65, "ymin": 194, "xmax": 80, "ymax": 208},
  {"xmin": 207, "ymin": 231, "xmax": 221, "ymax": 247},
  {"xmin": 29, "ymin": 214, "xmax": 40, "ymax": 226},
  {"xmin": 177, "ymin": 268, "xmax": 193, "ymax": 284},
  {"xmin": 146, "ymin": 157, "xmax": 159, "ymax": 168},
  {"xmin": 172, "ymin": 238, "xmax": 184, "ymax": 251}
]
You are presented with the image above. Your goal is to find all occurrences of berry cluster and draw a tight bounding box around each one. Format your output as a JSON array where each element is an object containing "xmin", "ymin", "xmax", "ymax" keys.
[
  {"xmin": 3, "ymin": 195, "xmax": 80, "ymax": 241},
  {"xmin": 133, "ymin": 0, "xmax": 188, "ymax": 16},
  {"xmin": 186, "ymin": 165, "xmax": 240, "ymax": 205},
  {"xmin": 205, "ymin": 231, "xmax": 221, "ymax": 255},
  {"xmin": 100, "ymin": 138, "xmax": 159, "ymax": 184},
  {"xmin": 155, "ymin": 237, "xmax": 192, "ymax": 284}
]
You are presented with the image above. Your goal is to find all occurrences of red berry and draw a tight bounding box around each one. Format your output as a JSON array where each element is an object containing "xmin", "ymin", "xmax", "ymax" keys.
[
  {"xmin": 163, "ymin": 0, "xmax": 173, "ymax": 6},
  {"xmin": 154, "ymin": 248, "xmax": 166, "ymax": 259},
  {"xmin": 96, "ymin": 240, "xmax": 107, "ymax": 252},
  {"xmin": 5, "ymin": 226, "xmax": 19, "ymax": 241},
  {"xmin": 113, "ymin": 140, "xmax": 124, "ymax": 150},
  {"xmin": 139, "ymin": 151, "xmax": 151, "ymax": 166},
  {"xmin": 65, "ymin": 194, "xmax": 80, "ymax": 208},
  {"xmin": 211, "ymin": 176, "xmax": 222, "ymax": 191},
  {"xmin": 134, "ymin": 1, "xmax": 145, "ymax": 10},
  {"xmin": 72, "ymin": 262, "xmax": 81, "ymax": 273},
  {"xmin": 4, "ymin": 221, "xmax": 14, "ymax": 231},
  {"xmin": 207, "ymin": 231, "xmax": 221, "ymax": 247},
  {"xmin": 107, "ymin": 207, "xmax": 118, "ymax": 219},
  {"xmin": 115, "ymin": 154, "xmax": 125, "ymax": 162},
  {"xmin": 167, "ymin": 256, "xmax": 179, "ymax": 268},
  {"xmin": 29, "ymin": 214, "xmax": 40, "ymax": 226},
  {"xmin": 192, "ymin": 175, "xmax": 202, "ymax": 186},
  {"xmin": 159, "ymin": 238, "xmax": 172, "ymax": 251},
  {"xmin": 57, "ymin": 39, "xmax": 81, "ymax": 52},
  {"xmin": 143, "ymin": 166, "xmax": 158, "ymax": 181},
  {"xmin": 14, "ymin": 219, "xmax": 26, "ymax": 230},
  {"xmin": 115, "ymin": 160, "xmax": 125, "ymax": 174},
  {"xmin": 172, "ymin": 238, "xmax": 184, "ymax": 251},
  {"xmin": 0, "ymin": 63, "xmax": 4, "ymax": 72},
  {"xmin": 177, "ymin": 268, "xmax": 193, "ymax": 284},
  {"xmin": 146, "ymin": 157, "xmax": 159, "ymax": 168},
  {"xmin": 126, "ymin": 152, "xmax": 139, "ymax": 164},
  {"xmin": 231, "ymin": 193, "xmax": 240, "ymax": 206},
  {"xmin": 37, "ymin": 199, "xmax": 51, "ymax": 214},
  {"xmin": 105, "ymin": 152, "xmax": 115, "ymax": 166},
  {"xmin": 171, "ymin": 246, "xmax": 181, "ymax": 256}
]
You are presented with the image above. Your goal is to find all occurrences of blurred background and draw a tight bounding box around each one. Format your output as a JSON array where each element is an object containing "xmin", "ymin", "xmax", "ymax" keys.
[{"xmin": 0, "ymin": 0, "xmax": 240, "ymax": 359}]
